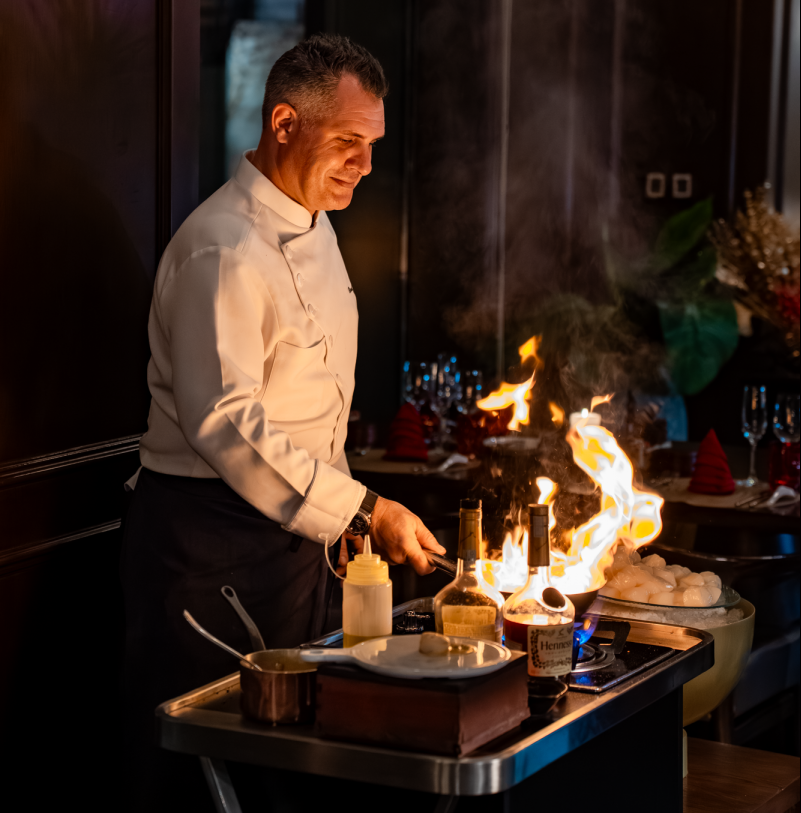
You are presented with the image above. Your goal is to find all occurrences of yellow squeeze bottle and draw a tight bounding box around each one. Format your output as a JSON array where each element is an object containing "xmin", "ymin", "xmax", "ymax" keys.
[{"xmin": 342, "ymin": 536, "xmax": 392, "ymax": 647}]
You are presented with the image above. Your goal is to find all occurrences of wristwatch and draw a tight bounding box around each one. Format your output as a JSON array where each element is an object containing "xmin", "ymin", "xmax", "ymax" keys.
[{"xmin": 346, "ymin": 490, "xmax": 379, "ymax": 536}]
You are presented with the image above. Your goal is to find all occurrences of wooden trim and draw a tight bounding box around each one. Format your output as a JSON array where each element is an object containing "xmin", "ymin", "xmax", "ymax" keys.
[
  {"xmin": 0, "ymin": 521, "xmax": 121, "ymax": 569},
  {"xmin": 0, "ymin": 435, "xmax": 142, "ymax": 486}
]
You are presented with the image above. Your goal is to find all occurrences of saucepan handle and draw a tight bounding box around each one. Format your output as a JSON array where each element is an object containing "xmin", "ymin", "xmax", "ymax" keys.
[{"xmin": 299, "ymin": 648, "xmax": 357, "ymax": 663}]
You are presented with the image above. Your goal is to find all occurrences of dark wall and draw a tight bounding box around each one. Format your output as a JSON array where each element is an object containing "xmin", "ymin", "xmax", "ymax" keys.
[{"xmin": 0, "ymin": 1, "xmax": 198, "ymax": 807}]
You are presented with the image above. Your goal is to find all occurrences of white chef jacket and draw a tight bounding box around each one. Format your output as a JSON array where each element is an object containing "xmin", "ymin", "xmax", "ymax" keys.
[{"xmin": 138, "ymin": 151, "xmax": 366, "ymax": 545}]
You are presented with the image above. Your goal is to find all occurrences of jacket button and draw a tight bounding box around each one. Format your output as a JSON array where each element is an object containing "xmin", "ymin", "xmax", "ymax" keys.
[
  {"xmin": 296, "ymin": 273, "xmax": 304, "ymax": 288},
  {"xmin": 328, "ymin": 334, "xmax": 334, "ymax": 346},
  {"xmin": 285, "ymin": 247, "xmax": 293, "ymax": 259},
  {"xmin": 308, "ymin": 303, "xmax": 317, "ymax": 317}
]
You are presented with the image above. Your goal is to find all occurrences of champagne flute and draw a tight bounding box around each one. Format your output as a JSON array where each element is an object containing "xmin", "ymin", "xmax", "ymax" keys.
[{"xmin": 739, "ymin": 385, "xmax": 767, "ymax": 487}]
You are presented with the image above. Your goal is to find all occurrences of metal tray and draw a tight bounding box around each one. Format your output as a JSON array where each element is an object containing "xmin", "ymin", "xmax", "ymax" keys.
[{"xmin": 156, "ymin": 600, "xmax": 713, "ymax": 797}]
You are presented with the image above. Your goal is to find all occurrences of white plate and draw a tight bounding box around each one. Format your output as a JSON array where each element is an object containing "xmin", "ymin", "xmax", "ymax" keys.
[{"xmin": 300, "ymin": 635, "xmax": 511, "ymax": 680}]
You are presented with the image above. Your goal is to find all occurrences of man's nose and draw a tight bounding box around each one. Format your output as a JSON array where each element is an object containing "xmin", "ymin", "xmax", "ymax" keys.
[{"xmin": 346, "ymin": 143, "xmax": 372, "ymax": 176}]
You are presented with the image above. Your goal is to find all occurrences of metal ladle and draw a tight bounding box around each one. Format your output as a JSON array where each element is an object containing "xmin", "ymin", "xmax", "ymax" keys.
[{"xmin": 183, "ymin": 610, "xmax": 263, "ymax": 671}]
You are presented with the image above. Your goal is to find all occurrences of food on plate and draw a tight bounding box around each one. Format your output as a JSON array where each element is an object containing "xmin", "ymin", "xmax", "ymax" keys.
[
  {"xmin": 600, "ymin": 549, "xmax": 724, "ymax": 607},
  {"xmin": 418, "ymin": 632, "xmax": 451, "ymax": 656},
  {"xmin": 418, "ymin": 632, "xmax": 476, "ymax": 656}
]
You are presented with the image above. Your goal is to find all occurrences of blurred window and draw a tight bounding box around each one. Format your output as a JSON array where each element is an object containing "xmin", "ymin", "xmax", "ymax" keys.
[{"xmin": 200, "ymin": 0, "xmax": 305, "ymax": 203}]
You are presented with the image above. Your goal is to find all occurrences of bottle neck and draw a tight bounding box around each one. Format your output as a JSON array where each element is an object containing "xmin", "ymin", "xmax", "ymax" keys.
[{"xmin": 456, "ymin": 509, "xmax": 481, "ymax": 573}]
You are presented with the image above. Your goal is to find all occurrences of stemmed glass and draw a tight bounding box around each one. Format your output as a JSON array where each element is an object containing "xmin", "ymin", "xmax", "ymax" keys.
[
  {"xmin": 432, "ymin": 354, "xmax": 460, "ymax": 448},
  {"xmin": 771, "ymin": 393, "xmax": 801, "ymax": 491},
  {"xmin": 402, "ymin": 361, "xmax": 432, "ymax": 411},
  {"xmin": 773, "ymin": 393, "xmax": 800, "ymax": 444},
  {"xmin": 457, "ymin": 369, "xmax": 484, "ymax": 414},
  {"xmin": 739, "ymin": 385, "xmax": 767, "ymax": 487}
]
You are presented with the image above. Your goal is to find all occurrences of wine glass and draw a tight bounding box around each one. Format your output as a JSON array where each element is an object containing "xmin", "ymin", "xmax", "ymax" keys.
[
  {"xmin": 457, "ymin": 370, "xmax": 484, "ymax": 414},
  {"xmin": 739, "ymin": 385, "xmax": 767, "ymax": 487},
  {"xmin": 773, "ymin": 393, "xmax": 800, "ymax": 443},
  {"xmin": 771, "ymin": 393, "xmax": 800, "ymax": 491},
  {"xmin": 402, "ymin": 361, "xmax": 431, "ymax": 410},
  {"xmin": 434, "ymin": 354, "xmax": 460, "ymax": 407}
]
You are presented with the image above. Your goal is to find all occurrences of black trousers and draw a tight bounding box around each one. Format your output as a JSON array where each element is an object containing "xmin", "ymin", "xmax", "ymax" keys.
[{"xmin": 120, "ymin": 468, "xmax": 332, "ymax": 813}]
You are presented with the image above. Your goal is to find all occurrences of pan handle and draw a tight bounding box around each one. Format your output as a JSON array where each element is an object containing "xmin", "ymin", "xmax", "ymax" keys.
[
  {"xmin": 299, "ymin": 648, "xmax": 358, "ymax": 663},
  {"xmin": 221, "ymin": 586, "xmax": 266, "ymax": 652}
]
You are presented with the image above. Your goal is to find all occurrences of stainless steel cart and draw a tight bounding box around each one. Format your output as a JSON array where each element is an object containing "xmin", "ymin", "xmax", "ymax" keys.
[{"xmin": 156, "ymin": 604, "xmax": 713, "ymax": 812}]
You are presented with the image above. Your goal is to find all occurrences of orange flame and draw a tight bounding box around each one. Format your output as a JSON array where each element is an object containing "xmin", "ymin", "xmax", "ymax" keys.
[
  {"xmin": 481, "ymin": 418, "xmax": 665, "ymax": 594},
  {"xmin": 476, "ymin": 374, "xmax": 535, "ymax": 431},
  {"xmin": 549, "ymin": 402, "xmax": 565, "ymax": 427},
  {"xmin": 590, "ymin": 393, "xmax": 614, "ymax": 412},
  {"xmin": 518, "ymin": 336, "xmax": 543, "ymax": 367},
  {"xmin": 477, "ymin": 335, "xmax": 542, "ymax": 431}
]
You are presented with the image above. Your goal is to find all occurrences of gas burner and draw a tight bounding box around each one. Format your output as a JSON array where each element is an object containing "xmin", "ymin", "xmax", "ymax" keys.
[
  {"xmin": 572, "ymin": 642, "xmax": 615, "ymax": 673},
  {"xmin": 568, "ymin": 617, "xmax": 674, "ymax": 693}
]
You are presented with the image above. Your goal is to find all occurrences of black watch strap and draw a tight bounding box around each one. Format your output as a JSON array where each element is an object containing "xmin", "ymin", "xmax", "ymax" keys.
[{"xmin": 346, "ymin": 489, "xmax": 379, "ymax": 535}]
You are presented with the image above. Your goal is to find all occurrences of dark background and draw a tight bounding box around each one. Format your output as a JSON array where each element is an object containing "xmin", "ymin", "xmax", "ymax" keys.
[{"xmin": 0, "ymin": 0, "xmax": 798, "ymax": 808}]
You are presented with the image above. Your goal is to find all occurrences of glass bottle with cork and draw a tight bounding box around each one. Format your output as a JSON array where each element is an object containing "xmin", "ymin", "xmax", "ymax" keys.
[
  {"xmin": 434, "ymin": 498, "xmax": 504, "ymax": 643},
  {"xmin": 503, "ymin": 504, "xmax": 575, "ymax": 699}
]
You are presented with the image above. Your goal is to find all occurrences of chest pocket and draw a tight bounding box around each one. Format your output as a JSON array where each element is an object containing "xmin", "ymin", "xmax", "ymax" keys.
[{"xmin": 261, "ymin": 338, "xmax": 338, "ymax": 424}]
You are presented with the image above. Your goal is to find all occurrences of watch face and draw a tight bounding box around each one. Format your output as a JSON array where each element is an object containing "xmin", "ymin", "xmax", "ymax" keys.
[{"xmin": 349, "ymin": 513, "xmax": 369, "ymax": 535}]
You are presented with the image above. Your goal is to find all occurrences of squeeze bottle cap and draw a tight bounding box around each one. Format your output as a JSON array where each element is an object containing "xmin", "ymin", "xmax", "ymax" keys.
[{"xmin": 345, "ymin": 535, "xmax": 390, "ymax": 586}]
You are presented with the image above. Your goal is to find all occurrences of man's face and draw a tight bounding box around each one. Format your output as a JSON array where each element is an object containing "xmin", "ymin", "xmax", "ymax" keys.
[{"xmin": 280, "ymin": 75, "xmax": 385, "ymax": 213}]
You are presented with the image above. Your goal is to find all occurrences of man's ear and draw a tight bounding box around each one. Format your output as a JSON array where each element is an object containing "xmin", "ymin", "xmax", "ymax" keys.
[{"xmin": 271, "ymin": 102, "xmax": 298, "ymax": 144}]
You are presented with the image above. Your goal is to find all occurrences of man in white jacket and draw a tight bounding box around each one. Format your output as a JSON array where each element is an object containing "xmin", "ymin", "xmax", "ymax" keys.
[{"xmin": 121, "ymin": 34, "xmax": 444, "ymax": 812}]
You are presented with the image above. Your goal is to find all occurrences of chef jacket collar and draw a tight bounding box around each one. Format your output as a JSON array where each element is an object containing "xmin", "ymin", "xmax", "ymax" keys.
[{"xmin": 236, "ymin": 150, "xmax": 314, "ymax": 231}]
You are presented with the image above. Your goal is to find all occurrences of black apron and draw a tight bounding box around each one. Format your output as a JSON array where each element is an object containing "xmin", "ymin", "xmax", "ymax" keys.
[{"xmin": 120, "ymin": 467, "xmax": 333, "ymax": 813}]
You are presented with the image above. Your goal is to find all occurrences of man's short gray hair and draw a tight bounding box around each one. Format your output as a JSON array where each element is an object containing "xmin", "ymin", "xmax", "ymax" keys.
[{"xmin": 262, "ymin": 33, "xmax": 388, "ymax": 127}]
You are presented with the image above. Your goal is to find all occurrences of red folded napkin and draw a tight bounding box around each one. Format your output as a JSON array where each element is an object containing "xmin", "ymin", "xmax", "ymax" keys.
[
  {"xmin": 383, "ymin": 403, "xmax": 429, "ymax": 462},
  {"xmin": 688, "ymin": 429, "xmax": 736, "ymax": 495}
]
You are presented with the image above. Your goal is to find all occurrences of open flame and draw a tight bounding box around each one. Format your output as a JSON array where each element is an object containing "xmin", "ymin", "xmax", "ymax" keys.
[
  {"xmin": 479, "ymin": 337, "xmax": 664, "ymax": 595},
  {"xmin": 476, "ymin": 336, "xmax": 542, "ymax": 432}
]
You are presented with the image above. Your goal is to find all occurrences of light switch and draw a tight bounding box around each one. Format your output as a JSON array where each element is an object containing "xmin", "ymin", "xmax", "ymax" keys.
[
  {"xmin": 646, "ymin": 172, "xmax": 666, "ymax": 199},
  {"xmin": 672, "ymin": 173, "xmax": 693, "ymax": 198}
]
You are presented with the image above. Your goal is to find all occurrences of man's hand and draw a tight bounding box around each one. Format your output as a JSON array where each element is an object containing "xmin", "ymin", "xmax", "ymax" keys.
[
  {"xmin": 337, "ymin": 531, "xmax": 364, "ymax": 575},
  {"xmin": 368, "ymin": 497, "xmax": 446, "ymax": 575}
]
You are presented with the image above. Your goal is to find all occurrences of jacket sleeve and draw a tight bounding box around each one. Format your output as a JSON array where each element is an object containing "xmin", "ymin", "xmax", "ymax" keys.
[{"xmin": 159, "ymin": 246, "xmax": 365, "ymax": 544}]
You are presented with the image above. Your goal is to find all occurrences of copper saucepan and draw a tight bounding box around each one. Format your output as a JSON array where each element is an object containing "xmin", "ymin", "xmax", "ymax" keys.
[{"xmin": 239, "ymin": 649, "xmax": 317, "ymax": 725}]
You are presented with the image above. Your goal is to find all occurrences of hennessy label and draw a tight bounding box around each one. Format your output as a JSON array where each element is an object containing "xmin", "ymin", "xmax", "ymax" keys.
[
  {"xmin": 442, "ymin": 605, "xmax": 499, "ymax": 642},
  {"xmin": 527, "ymin": 623, "xmax": 573, "ymax": 677}
]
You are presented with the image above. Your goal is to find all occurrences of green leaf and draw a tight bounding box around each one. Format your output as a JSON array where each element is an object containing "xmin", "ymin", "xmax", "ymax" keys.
[
  {"xmin": 651, "ymin": 198, "xmax": 714, "ymax": 273},
  {"xmin": 658, "ymin": 298, "xmax": 739, "ymax": 395},
  {"xmin": 666, "ymin": 243, "xmax": 719, "ymax": 301}
]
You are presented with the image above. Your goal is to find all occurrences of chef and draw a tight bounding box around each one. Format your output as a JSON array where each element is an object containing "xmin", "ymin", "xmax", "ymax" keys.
[{"xmin": 120, "ymin": 33, "xmax": 446, "ymax": 811}]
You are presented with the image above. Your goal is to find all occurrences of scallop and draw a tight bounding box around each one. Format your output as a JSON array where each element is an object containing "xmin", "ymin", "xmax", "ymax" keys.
[
  {"xmin": 621, "ymin": 585, "xmax": 651, "ymax": 603},
  {"xmin": 680, "ymin": 573, "xmax": 706, "ymax": 587},
  {"xmin": 700, "ymin": 571, "xmax": 722, "ymax": 589},
  {"xmin": 683, "ymin": 586, "xmax": 713, "ymax": 607},
  {"xmin": 654, "ymin": 568, "xmax": 677, "ymax": 588},
  {"xmin": 641, "ymin": 554, "xmax": 667, "ymax": 570},
  {"xmin": 651, "ymin": 591, "xmax": 677, "ymax": 605}
]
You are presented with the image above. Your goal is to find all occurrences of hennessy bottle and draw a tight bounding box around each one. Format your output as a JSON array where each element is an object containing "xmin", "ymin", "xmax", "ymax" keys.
[
  {"xmin": 434, "ymin": 499, "xmax": 504, "ymax": 643},
  {"xmin": 503, "ymin": 504, "xmax": 575, "ymax": 698}
]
